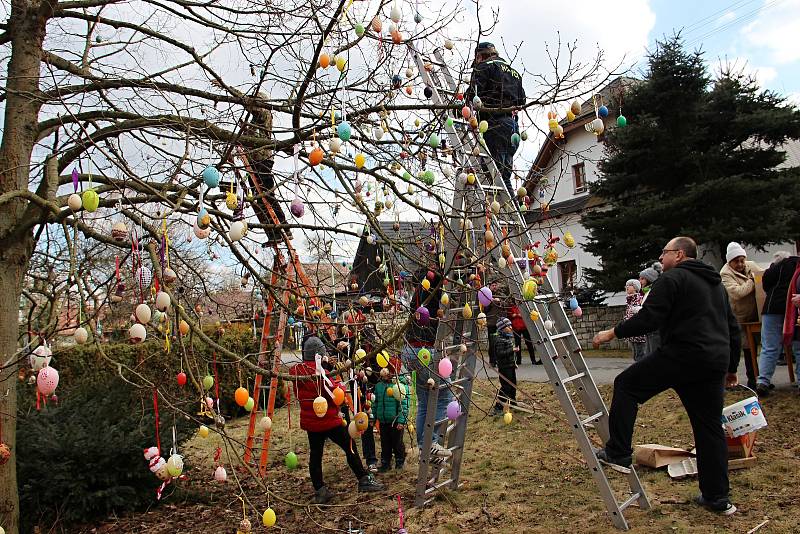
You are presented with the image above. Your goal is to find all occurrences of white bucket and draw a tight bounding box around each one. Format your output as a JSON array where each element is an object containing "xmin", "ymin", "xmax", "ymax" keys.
[{"xmin": 721, "ymin": 396, "xmax": 767, "ymax": 438}]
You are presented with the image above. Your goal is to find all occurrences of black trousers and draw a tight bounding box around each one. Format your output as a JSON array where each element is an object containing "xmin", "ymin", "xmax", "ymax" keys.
[
  {"xmin": 606, "ymin": 353, "xmax": 729, "ymax": 500},
  {"xmin": 482, "ymin": 116, "xmax": 518, "ymax": 197},
  {"xmin": 514, "ymin": 329, "xmax": 537, "ymax": 364},
  {"xmin": 361, "ymin": 420, "xmax": 377, "ymax": 465},
  {"xmin": 487, "ymin": 325, "xmax": 498, "ymax": 366},
  {"xmin": 307, "ymin": 425, "xmax": 367, "ymax": 490},
  {"xmin": 496, "ymin": 365, "xmax": 517, "ymax": 409},
  {"xmin": 379, "ymin": 422, "xmax": 406, "ymax": 467}
]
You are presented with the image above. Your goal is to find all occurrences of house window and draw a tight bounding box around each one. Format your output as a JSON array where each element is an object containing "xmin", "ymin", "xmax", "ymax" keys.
[
  {"xmin": 572, "ymin": 163, "xmax": 587, "ymax": 194},
  {"xmin": 558, "ymin": 260, "xmax": 577, "ymax": 291}
]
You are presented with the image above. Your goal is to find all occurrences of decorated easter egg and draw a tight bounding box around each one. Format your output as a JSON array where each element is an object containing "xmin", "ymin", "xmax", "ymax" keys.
[
  {"xmin": 390, "ymin": 5, "xmax": 401, "ymax": 22},
  {"xmin": 285, "ymin": 451, "xmax": 298, "ymax": 469},
  {"xmin": 617, "ymin": 115, "xmax": 627, "ymax": 127},
  {"xmin": 563, "ymin": 231, "xmax": 575, "ymax": 248},
  {"xmin": 332, "ymin": 387, "xmax": 345, "ymax": 406},
  {"xmin": 202, "ymin": 166, "xmax": 220, "ymax": 188},
  {"xmin": 179, "ymin": 320, "xmax": 190, "ymax": 336},
  {"xmin": 319, "ymin": 53, "xmax": 330, "ymax": 68},
  {"xmin": 568, "ymin": 296, "xmax": 579, "ymax": 310},
  {"xmin": 244, "ymin": 396, "xmax": 255, "ymax": 412},
  {"xmin": 462, "ymin": 303, "xmax": 473, "ymax": 319},
  {"xmin": 478, "ymin": 286, "xmax": 493, "ymax": 307},
  {"xmin": 446, "ymin": 400, "xmax": 461, "ymax": 420},
  {"xmin": 478, "ymin": 120, "xmax": 488, "ymax": 133},
  {"xmin": 82, "ymin": 189, "xmax": 100, "ymax": 212},
  {"xmin": 444, "ymin": 39, "xmax": 454, "ymax": 50},
  {"xmin": 68, "ymin": 193, "xmax": 82, "ymax": 211},
  {"xmin": 544, "ymin": 319, "xmax": 555, "ymax": 331},
  {"xmin": 202, "ymin": 374, "xmax": 214, "ymax": 390},
  {"xmin": 438, "ymin": 357, "xmax": 453, "ymax": 378},
  {"xmin": 176, "ymin": 372, "xmax": 187, "ymax": 386},
  {"xmin": 335, "ymin": 56, "xmax": 346, "ymax": 72},
  {"xmin": 129, "ymin": 323, "xmax": 147, "ymax": 344},
  {"xmin": 371, "ymin": 16, "xmax": 382, "ymax": 32},
  {"xmin": 461, "ymin": 106, "xmax": 471, "ymax": 119},
  {"xmin": 229, "ymin": 220, "xmax": 247, "ymax": 241},
  {"xmin": 235, "ymin": 387, "xmax": 249, "ymax": 407},
  {"xmin": 417, "ymin": 347, "xmax": 431, "ymax": 366},
  {"xmin": 598, "ymin": 105, "xmax": 609, "ymax": 118},
  {"xmin": 135, "ymin": 303, "xmax": 152, "ymax": 324},
  {"xmin": 354, "ymin": 153, "xmax": 366, "ymax": 169},
  {"xmin": 193, "ymin": 221, "xmax": 210, "ymax": 239},
  {"xmin": 348, "ymin": 420, "xmax": 361, "ymax": 439},
  {"xmin": 590, "ymin": 118, "xmax": 604, "ymax": 135},
  {"xmin": 354, "ymin": 411, "xmax": 369, "ymax": 432},
  {"xmin": 155, "ymin": 291, "xmax": 171, "ymax": 312},
  {"xmin": 313, "ymin": 396, "xmax": 328, "ymax": 417},
  {"xmin": 337, "ymin": 121, "xmax": 352, "ymax": 141},
  {"xmin": 111, "ymin": 221, "xmax": 128, "ymax": 241},
  {"xmin": 262, "ymin": 508, "xmax": 276, "ymax": 527},
  {"xmin": 258, "ymin": 416, "xmax": 273, "ymax": 432},
  {"xmin": 309, "ymin": 147, "xmax": 324, "ymax": 166},
  {"xmin": 167, "ymin": 454, "xmax": 184, "ymax": 477},
  {"xmin": 37, "ymin": 366, "xmax": 59, "ymax": 396},
  {"xmin": 214, "ymin": 465, "xmax": 227, "ymax": 482},
  {"xmin": 573, "ymin": 306, "xmax": 583, "ymax": 318},
  {"xmin": 570, "ymin": 100, "xmax": 581, "ymax": 115},
  {"xmin": 504, "ymin": 412, "xmax": 513, "ymax": 424},
  {"xmin": 290, "ymin": 197, "xmax": 304, "ymax": 218},
  {"xmin": 440, "ymin": 292, "xmax": 450, "ymax": 306},
  {"xmin": 415, "ymin": 305, "xmax": 430, "ymax": 325},
  {"xmin": 74, "ymin": 326, "xmax": 88, "ymax": 344},
  {"xmin": 522, "ymin": 278, "xmax": 538, "ymax": 300},
  {"xmin": 355, "ymin": 23, "xmax": 365, "ymax": 37},
  {"xmin": 198, "ymin": 425, "xmax": 210, "ymax": 438}
]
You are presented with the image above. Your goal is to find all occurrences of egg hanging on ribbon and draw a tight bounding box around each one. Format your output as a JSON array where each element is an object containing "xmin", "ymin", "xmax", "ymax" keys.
[
  {"xmin": 67, "ymin": 193, "xmax": 82, "ymax": 211},
  {"xmin": 337, "ymin": 121, "xmax": 352, "ymax": 141},
  {"xmin": 570, "ymin": 100, "xmax": 581, "ymax": 115},
  {"xmin": 477, "ymin": 285, "xmax": 493, "ymax": 307},
  {"xmin": 438, "ymin": 357, "xmax": 453, "ymax": 377},
  {"xmin": 446, "ymin": 400, "xmax": 461, "ymax": 420},
  {"xmin": 478, "ymin": 120, "xmax": 488, "ymax": 134},
  {"xmin": 390, "ymin": 5, "xmax": 401, "ymax": 23},
  {"xmin": 313, "ymin": 396, "xmax": 328, "ymax": 417},
  {"xmin": 472, "ymin": 96, "xmax": 482, "ymax": 109},
  {"xmin": 440, "ymin": 292, "xmax": 450, "ymax": 306},
  {"xmin": 444, "ymin": 38, "xmax": 454, "ymax": 50},
  {"xmin": 573, "ymin": 306, "xmax": 583, "ymax": 318},
  {"xmin": 214, "ymin": 465, "xmax": 227, "ymax": 482},
  {"xmin": 74, "ymin": 326, "xmax": 88, "ymax": 344},
  {"xmin": 319, "ymin": 53, "xmax": 330, "ymax": 68},
  {"xmin": 129, "ymin": 323, "xmax": 147, "ymax": 344},
  {"xmin": 309, "ymin": 147, "xmax": 324, "ymax": 166},
  {"xmin": 598, "ymin": 105, "xmax": 609, "ymax": 118},
  {"xmin": 229, "ymin": 220, "xmax": 247, "ymax": 241},
  {"xmin": 462, "ymin": 303, "xmax": 473, "ymax": 319},
  {"xmin": 415, "ymin": 305, "xmax": 430, "ymax": 325},
  {"xmin": 290, "ymin": 197, "xmax": 304, "ymax": 218},
  {"xmin": 329, "ymin": 138, "xmax": 342, "ymax": 153},
  {"xmin": 354, "ymin": 411, "xmax": 369, "ymax": 432},
  {"xmin": 563, "ymin": 231, "xmax": 575, "ymax": 248},
  {"xmin": 476, "ymin": 312, "xmax": 487, "ymax": 327},
  {"xmin": 522, "ymin": 278, "xmax": 538, "ymax": 300},
  {"xmin": 262, "ymin": 508, "xmax": 276, "ymax": 528},
  {"xmin": 354, "ymin": 153, "xmax": 366, "ymax": 169},
  {"xmin": 544, "ymin": 319, "xmax": 555, "ymax": 331},
  {"xmin": 112, "ymin": 221, "xmax": 128, "ymax": 241},
  {"xmin": 335, "ymin": 56, "xmax": 347, "ymax": 72},
  {"xmin": 348, "ymin": 420, "xmax": 361, "ymax": 439},
  {"xmin": 198, "ymin": 425, "xmax": 210, "ymax": 438},
  {"xmin": 428, "ymin": 133, "xmax": 440, "ymax": 148},
  {"xmin": 417, "ymin": 347, "xmax": 431, "ymax": 366},
  {"xmin": 244, "ymin": 396, "xmax": 255, "ymax": 412},
  {"xmin": 235, "ymin": 387, "xmax": 249, "ymax": 407},
  {"xmin": 153, "ymin": 293, "xmax": 171, "ymax": 316},
  {"xmin": 202, "ymin": 166, "xmax": 221, "ymax": 188},
  {"xmin": 82, "ymin": 189, "xmax": 100, "ymax": 212},
  {"xmin": 179, "ymin": 320, "xmax": 190, "ymax": 335},
  {"xmin": 193, "ymin": 221, "xmax": 210, "ymax": 239},
  {"xmin": 167, "ymin": 454, "xmax": 184, "ymax": 477},
  {"xmin": 355, "ymin": 23, "xmax": 365, "ymax": 37},
  {"xmin": 504, "ymin": 412, "xmax": 513, "ymax": 424},
  {"xmin": 258, "ymin": 416, "xmax": 272, "ymax": 432},
  {"xmin": 135, "ymin": 303, "xmax": 152, "ymax": 324},
  {"xmin": 371, "ymin": 16, "xmax": 382, "ymax": 32},
  {"xmin": 617, "ymin": 115, "xmax": 627, "ymax": 127},
  {"xmin": 37, "ymin": 366, "xmax": 59, "ymax": 396},
  {"xmin": 203, "ymin": 375, "xmax": 214, "ymax": 389}
]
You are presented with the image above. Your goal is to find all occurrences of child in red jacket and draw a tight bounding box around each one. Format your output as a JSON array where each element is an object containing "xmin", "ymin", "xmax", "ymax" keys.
[{"xmin": 291, "ymin": 336, "xmax": 384, "ymax": 504}]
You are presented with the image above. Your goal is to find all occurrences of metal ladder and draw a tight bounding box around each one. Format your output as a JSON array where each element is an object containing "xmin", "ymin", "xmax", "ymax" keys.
[{"xmin": 410, "ymin": 45, "xmax": 651, "ymax": 530}]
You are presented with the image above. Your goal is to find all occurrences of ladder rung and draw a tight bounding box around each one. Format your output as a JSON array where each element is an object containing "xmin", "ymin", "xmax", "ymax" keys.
[
  {"xmin": 561, "ymin": 371, "xmax": 586, "ymax": 384},
  {"xmin": 549, "ymin": 332, "xmax": 572, "ymax": 341},
  {"xmin": 581, "ymin": 411, "xmax": 604, "ymax": 426},
  {"xmin": 619, "ymin": 492, "xmax": 642, "ymax": 512},
  {"xmin": 425, "ymin": 478, "xmax": 454, "ymax": 494}
]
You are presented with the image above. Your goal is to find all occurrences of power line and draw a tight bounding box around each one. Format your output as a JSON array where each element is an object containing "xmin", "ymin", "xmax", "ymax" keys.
[{"xmin": 683, "ymin": 0, "xmax": 786, "ymax": 49}]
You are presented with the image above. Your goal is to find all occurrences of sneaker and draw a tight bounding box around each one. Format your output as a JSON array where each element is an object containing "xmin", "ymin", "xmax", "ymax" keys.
[
  {"xmin": 755, "ymin": 383, "xmax": 770, "ymax": 397},
  {"xmin": 595, "ymin": 448, "xmax": 632, "ymax": 474},
  {"xmin": 378, "ymin": 463, "xmax": 392, "ymax": 473},
  {"xmin": 311, "ymin": 486, "xmax": 333, "ymax": 504},
  {"xmin": 534, "ymin": 360, "xmax": 543, "ymax": 365},
  {"xmin": 427, "ymin": 455, "xmax": 446, "ymax": 465},
  {"xmin": 694, "ymin": 494, "xmax": 737, "ymax": 515},
  {"xmin": 358, "ymin": 473, "xmax": 385, "ymax": 492},
  {"xmin": 367, "ymin": 463, "xmax": 378, "ymax": 473},
  {"xmin": 430, "ymin": 442, "xmax": 452, "ymax": 458}
]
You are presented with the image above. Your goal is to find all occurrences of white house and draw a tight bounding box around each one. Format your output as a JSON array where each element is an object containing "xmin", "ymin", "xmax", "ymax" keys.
[{"xmin": 521, "ymin": 78, "xmax": 799, "ymax": 305}]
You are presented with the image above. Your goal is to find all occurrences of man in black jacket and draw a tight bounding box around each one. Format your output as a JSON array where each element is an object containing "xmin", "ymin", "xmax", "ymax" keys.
[
  {"xmin": 464, "ymin": 42, "xmax": 525, "ymax": 197},
  {"xmin": 593, "ymin": 236, "xmax": 741, "ymax": 515}
]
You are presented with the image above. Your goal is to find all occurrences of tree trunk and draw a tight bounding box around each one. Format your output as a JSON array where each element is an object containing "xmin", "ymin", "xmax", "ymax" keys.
[{"xmin": 0, "ymin": 2, "xmax": 54, "ymax": 533}]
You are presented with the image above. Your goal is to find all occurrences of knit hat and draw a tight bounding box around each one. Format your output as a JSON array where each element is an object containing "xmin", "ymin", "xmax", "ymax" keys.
[
  {"xmin": 496, "ymin": 317, "xmax": 512, "ymax": 331},
  {"xmin": 302, "ymin": 336, "xmax": 326, "ymax": 362},
  {"xmin": 625, "ymin": 279, "xmax": 641, "ymax": 292},
  {"xmin": 639, "ymin": 262, "xmax": 663, "ymax": 284},
  {"xmin": 725, "ymin": 242, "xmax": 747, "ymax": 263}
]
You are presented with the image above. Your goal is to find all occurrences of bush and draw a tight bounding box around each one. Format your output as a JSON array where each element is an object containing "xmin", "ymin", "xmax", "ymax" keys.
[{"xmin": 17, "ymin": 377, "xmax": 194, "ymax": 533}]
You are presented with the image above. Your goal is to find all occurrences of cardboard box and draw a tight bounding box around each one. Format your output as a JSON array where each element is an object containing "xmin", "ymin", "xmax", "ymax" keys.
[
  {"xmin": 727, "ymin": 431, "xmax": 757, "ymax": 459},
  {"xmin": 634, "ymin": 444, "xmax": 694, "ymax": 468}
]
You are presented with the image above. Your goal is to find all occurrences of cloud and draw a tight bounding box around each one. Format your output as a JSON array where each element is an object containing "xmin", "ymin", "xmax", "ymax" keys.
[{"xmin": 742, "ymin": 1, "xmax": 800, "ymax": 65}]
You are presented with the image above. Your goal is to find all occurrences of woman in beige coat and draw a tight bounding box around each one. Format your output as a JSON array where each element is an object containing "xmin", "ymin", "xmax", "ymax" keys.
[{"xmin": 719, "ymin": 242, "xmax": 758, "ymax": 388}]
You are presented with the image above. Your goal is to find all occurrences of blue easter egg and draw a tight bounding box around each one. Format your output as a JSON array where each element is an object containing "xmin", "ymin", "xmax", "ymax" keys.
[
  {"xmin": 337, "ymin": 121, "xmax": 352, "ymax": 141},
  {"xmin": 202, "ymin": 166, "xmax": 220, "ymax": 188},
  {"xmin": 569, "ymin": 296, "xmax": 579, "ymax": 310},
  {"xmin": 598, "ymin": 105, "xmax": 609, "ymax": 118},
  {"xmin": 511, "ymin": 132, "xmax": 521, "ymax": 146}
]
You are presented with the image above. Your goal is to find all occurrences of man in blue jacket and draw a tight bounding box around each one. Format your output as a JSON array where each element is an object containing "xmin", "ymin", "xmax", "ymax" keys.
[{"xmin": 593, "ymin": 236, "xmax": 741, "ymax": 515}]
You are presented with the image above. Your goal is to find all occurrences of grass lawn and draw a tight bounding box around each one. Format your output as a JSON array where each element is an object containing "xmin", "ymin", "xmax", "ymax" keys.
[{"xmin": 88, "ymin": 380, "xmax": 800, "ymax": 533}]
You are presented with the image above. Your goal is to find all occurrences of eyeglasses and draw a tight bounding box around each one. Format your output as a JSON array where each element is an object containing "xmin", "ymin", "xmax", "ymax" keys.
[{"xmin": 661, "ymin": 249, "xmax": 680, "ymax": 255}]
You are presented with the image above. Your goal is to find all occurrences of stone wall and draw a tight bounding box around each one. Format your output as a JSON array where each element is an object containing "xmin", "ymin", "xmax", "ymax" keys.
[{"xmin": 568, "ymin": 305, "xmax": 629, "ymax": 351}]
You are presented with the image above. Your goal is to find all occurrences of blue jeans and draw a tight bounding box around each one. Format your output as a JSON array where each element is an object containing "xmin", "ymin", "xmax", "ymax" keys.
[
  {"xmin": 757, "ymin": 314, "xmax": 786, "ymax": 386},
  {"xmin": 401, "ymin": 343, "xmax": 453, "ymax": 448}
]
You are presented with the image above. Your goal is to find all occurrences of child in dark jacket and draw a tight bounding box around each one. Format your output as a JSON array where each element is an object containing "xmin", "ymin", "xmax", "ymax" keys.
[
  {"xmin": 492, "ymin": 317, "xmax": 517, "ymax": 415},
  {"xmin": 373, "ymin": 359, "xmax": 409, "ymax": 470},
  {"xmin": 290, "ymin": 336, "xmax": 384, "ymax": 504}
]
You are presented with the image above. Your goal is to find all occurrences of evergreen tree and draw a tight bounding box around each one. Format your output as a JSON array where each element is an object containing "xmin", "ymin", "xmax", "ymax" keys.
[{"xmin": 582, "ymin": 35, "xmax": 800, "ymax": 291}]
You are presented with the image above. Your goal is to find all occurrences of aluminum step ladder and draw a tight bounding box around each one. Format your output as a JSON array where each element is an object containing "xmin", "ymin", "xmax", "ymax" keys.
[{"xmin": 410, "ymin": 45, "xmax": 651, "ymax": 530}]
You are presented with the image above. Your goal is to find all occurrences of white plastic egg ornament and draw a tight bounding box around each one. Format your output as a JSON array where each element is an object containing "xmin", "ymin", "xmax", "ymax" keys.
[
  {"xmin": 29, "ymin": 345, "xmax": 52, "ymax": 372},
  {"xmin": 155, "ymin": 291, "xmax": 171, "ymax": 312},
  {"xmin": 389, "ymin": 22, "xmax": 398, "ymax": 34},
  {"xmin": 229, "ymin": 220, "xmax": 247, "ymax": 242},
  {"xmin": 498, "ymin": 257, "xmax": 507, "ymax": 269},
  {"xmin": 329, "ymin": 138, "xmax": 342, "ymax": 153},
  {"xmin": 405, "ymin": 67, "xmax": 413, "ymax": 78},
  {"xmin": 67, "ymin": 193, "xmax": 82, "ymax": 211},
  {"xmin": 129, "ymin": 323, "xmax": 147, "ymax": 344},
  {"xmin": 544, "ymin": 319, "xmax": 555, "ymax": 331},
  {"xmin": 472, "ymin": 96, "xmax": 482, "ymax": 110},
  {"xmin": 444, "ymin": 39, "xmax": 454, "ymax": 50},
  {"xmin": 491, "ymin": 199, "xmax": 501, "ymax": 214},
  {"xmin": 258, "ymin": 416, "xmax": 273, "ymax": 432},
  {"xmin": 111, "ymin": 220, "xmax": 128, "ymax": 241},
  {"xmin": 74, "ymin": 326, "xmax": 89, "ymax": 344},
  {"xmin": 591, "ymin": 118, "xmax": 604, "ymax": 135},
  {"xmin": 135, "ymin": 303, "xmax": 152, "ymax": 324},
  {"xmin": 390, "ymin": 5, "xmax": 401, "ymax": 23},
  {"xmin": 214, "ymin": 465, "xmax": 227, "ymax": 482}
]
